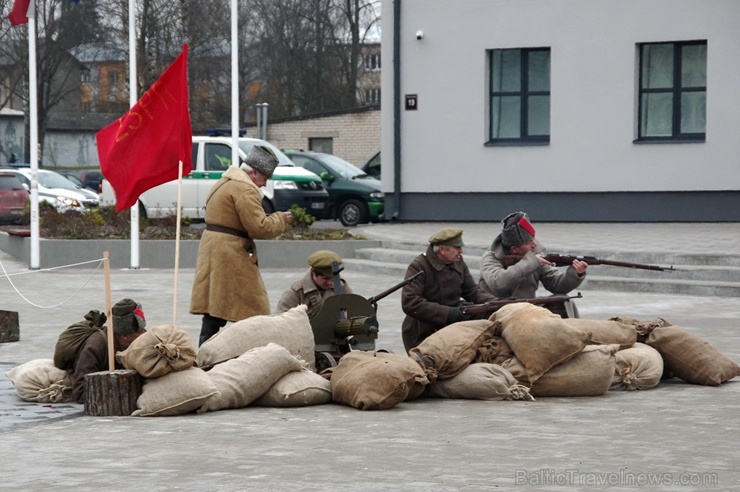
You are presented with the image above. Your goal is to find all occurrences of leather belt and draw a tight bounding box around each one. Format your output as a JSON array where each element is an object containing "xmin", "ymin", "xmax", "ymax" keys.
[{"xmin": 205, "ymin": 223, "xmax": 251, "ymax": 239}]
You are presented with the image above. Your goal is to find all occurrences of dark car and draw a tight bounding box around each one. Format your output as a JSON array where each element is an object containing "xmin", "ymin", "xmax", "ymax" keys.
[
  {"xmin": 361, "ymin": 151, "xmax": 381, "ymax": 180},
  {"xmin": 284, "ymin": 150, "xmax": 384, "ymax": 227},
  {"xmin": 0, "ymin": 171, "xmax": 29, "ymax": 224}
]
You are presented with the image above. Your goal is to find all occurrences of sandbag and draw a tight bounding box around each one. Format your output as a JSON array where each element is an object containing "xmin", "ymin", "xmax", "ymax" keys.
[
  {"xmin": 642, "ymin": 319, "xmax": 740, "ymax": 386},
  {"xmin": 474, "ymin": 336, "xmax": 514, "ymax": 365},
  {"xmin": 331, "ymin": 351, "xmax": 428, "ymax": 410},
  {"xmin": 5, "ymin": 358, "xmax": 74, "ymax": 403},
  {"xmin": 500, "ymin": 357, "xmax": 529, "ymax": 386},
  {"xmin": 562, "ymin": 318, "xmax": 637, "ymax": 349},
  {"xmin": 198, "ymin": 343, "xmax": 304, "ymax": 413},
  {"xmin": 196, "ymin": 305, "xmax": 315, "ymax": 370},
  {"xmin": 53, "ymin": 309, "xmax": 106, "ymax": 370},
  {"xmin": 493, "ymin": 303, "xmax": 591, "ymax": 384},
  {"xmin": 133, "ymin": 367, "xmax": 218, "ymax": 417},
  {"xmin": 117, "ymin": 324, "xmax": 197, "ymax": 378},
  {"xmin": 611, "ymin": 343, "xmax": 663, "ymax": 391},
  {"xmin": 253, "ymin": 368, "xmax": 332, "ymax": 407},
  {"xmin": 529, "ymin": 345, "xmax": 618, "ymax": 397},
  {"xmin": 408, "ymin": 319, "xmax": 498, "ymax": 382},
  {"xmin": 425, "ymin": 363, "xmax": 534, "ymax": 401}
]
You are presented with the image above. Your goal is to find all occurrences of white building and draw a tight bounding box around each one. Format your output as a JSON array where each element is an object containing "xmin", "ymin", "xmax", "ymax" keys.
[{"xmin": 380, "ymin": 0, "xmax": 740, "ymax": 222}]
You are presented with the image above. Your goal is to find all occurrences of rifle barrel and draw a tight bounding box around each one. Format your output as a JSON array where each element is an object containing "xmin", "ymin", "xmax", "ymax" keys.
[
  {"xmin": 544, "ymin": 254, "xmax": 675, "ymax": 272},
  {"xmin": 367, "ymin": 270, "xmax": 424, "ymax": 305}
]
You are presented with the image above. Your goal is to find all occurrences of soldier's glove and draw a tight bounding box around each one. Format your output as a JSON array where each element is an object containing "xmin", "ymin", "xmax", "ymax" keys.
[{"xmin": 447, "ymin": 307, "xmax": 469, "ymax": 324}]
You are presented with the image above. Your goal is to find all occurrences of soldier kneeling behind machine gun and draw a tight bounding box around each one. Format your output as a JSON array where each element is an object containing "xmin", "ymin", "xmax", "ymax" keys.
[{"xmin": 310, "ymin": 261, "xmax": 423, "ymax": 371}]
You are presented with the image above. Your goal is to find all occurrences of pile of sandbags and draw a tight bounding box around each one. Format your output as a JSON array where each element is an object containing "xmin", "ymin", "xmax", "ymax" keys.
[
  {"xmin": 134, "ymin": 305, "xmax": 332, "ymax": 416},
  {"xmin": 611, "ymin": 316, "xmax": 740, "ymax": 386}
]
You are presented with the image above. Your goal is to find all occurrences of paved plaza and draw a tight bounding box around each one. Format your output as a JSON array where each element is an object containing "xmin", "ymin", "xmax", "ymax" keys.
[{"xmin": 1, "ymin": 221, "xmax": 739, "ymax": 491}]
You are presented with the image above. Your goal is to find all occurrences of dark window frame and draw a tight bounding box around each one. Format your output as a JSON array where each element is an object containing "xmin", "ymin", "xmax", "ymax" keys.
[
  {"xmin": 487, "ymin": 47, "xmax": 551, "ymax": 146},
  {"xmin": 636, "ymin": 40, "xmax": 707, "ymax": 143}
]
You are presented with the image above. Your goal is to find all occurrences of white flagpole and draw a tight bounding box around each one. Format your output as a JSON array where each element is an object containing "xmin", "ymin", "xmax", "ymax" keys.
[
  {"xmin": 128, "ymin": 0, "xmax": 139, "ymax": 269},
  {"xmin": 231, "ymin": 0, "xmax": 238, "ymax": 164},
  {"xmin": 172, "ymin": 160, "xmax": 183, "ymax": 326},
  {"xmin": 28, "ymin": 0, "xmax": 39, "ymax": 269}
]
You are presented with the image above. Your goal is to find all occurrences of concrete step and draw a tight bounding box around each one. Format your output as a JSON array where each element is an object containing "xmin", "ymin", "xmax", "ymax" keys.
[{"xmin": 346, "ymin": 244, "xmax": 740, "ymax": 298}]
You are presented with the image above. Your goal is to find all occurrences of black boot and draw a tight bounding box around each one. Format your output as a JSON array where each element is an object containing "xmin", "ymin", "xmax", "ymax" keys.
[{"xmin": 199, "ymin": 314, "xmax": 226, "ymax": 346}]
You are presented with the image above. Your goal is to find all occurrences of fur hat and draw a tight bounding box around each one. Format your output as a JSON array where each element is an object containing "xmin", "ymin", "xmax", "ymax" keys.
[
  {"xmin": 111, "ymin": 298, "xmax": 146, "ymax": 335},
  {"xmin": 244, "ymin": 145, "xmax": 279, "ymax": 178},
  {"xmin": 501, "ymin": 211, "xmax": 536, "ymax": 248}
]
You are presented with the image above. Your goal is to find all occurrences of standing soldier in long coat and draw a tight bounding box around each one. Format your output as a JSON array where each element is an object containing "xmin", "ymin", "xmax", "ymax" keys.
[{"xmin": 190, "ymin": 145, "xmax": 292, "ymax": 346}]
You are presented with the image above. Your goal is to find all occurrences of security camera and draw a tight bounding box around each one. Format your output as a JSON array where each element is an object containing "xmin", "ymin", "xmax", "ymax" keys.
[{"xmin": 415, "ymin": 30, "xmax": 424, "ymax": 40}]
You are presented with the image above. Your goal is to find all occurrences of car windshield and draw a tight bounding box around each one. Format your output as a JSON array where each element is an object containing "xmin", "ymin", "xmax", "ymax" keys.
[
  {"xmin": 38, "ymin": 172, "xmax": 80, "ymax": 190},
  {"xmin": 317, "ymin": 154, "xmax": 366, "ymax": 179}
]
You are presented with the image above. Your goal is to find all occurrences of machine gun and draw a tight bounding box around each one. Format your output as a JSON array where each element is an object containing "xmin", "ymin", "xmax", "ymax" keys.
[
  {"xmin": 311, "ymin": 271, "xmax": 423, "ymax": 371},
  {"xmin": 503, "ymin": 253, "xmax": 676, "ymax": 272}
]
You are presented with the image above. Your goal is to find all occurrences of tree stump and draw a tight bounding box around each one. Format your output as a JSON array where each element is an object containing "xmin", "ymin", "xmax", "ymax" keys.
[
  {"xmin": 84, "ymin": 369, "xmax": 142, "ymax": 416},
  {"xmin": 0, "ymin": 310, "xmax": 20, "ymax": 343}
]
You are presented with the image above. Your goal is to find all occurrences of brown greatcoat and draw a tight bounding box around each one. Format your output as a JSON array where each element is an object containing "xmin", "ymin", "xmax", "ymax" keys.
[
  {"xmin": 275, "ymin": 269, "xmax": 353, "ymax": 318},
  {"xmin": 190, "ymin": 166, "xmax": 288, "ymax": 322},
  {"xmin": 401, "ymin": 244, "xmax": 497, "ymax": 352},
  {"xmin": 71, "ymin": 330, "xmax": 123, "ymax": 403}
]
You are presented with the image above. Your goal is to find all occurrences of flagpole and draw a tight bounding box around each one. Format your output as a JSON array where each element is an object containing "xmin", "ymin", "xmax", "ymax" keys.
[
  {"xmin": 128, "ymin": 0, "xmax": 140, "ymax": 269},
  {"xmin": 173, "ymin": 160, "xmax": 183, "ymax": 327},
  {"xmin": 28, "ymin": 1, "xmax": 39, "ymax": 270},
  {"xmin": 231, "ymin": 0, "xmax": 239, "ymax": 164}
]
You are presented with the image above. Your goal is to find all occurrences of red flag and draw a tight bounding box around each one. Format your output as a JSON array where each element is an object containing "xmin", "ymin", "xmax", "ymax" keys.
[
  {"xmin": 8, "ymin": 0, "xmax": 31, "ymax": 26},
  {"xmin": 97, "ymin": 44, "xmax": 192, "ymax": 212}
]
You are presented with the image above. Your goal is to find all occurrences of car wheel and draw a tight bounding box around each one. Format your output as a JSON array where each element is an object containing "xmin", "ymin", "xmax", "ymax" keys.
[
  {"xmin": 262, "ymin": 197, "xmax": 275, "ymax": 214},
  {"xmin": 339, "ymin": 199, "xmax": 367, "ymax": 227}
]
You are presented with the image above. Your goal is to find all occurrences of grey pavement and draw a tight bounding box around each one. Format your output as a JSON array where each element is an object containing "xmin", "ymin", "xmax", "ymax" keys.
[{"xmin": 1, "ymin": 221, "xmax": 739, "ymax": 491}]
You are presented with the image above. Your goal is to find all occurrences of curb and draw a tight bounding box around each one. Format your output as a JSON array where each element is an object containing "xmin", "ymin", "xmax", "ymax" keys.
[{"xmin": 0, "ymin": 233, "xmax": 381, "ymax": 269}]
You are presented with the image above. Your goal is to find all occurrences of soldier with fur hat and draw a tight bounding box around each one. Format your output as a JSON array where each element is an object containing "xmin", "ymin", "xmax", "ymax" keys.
[
  {"xmin": 400, "ymin": 228, "xmax": 497, "ymax": 352},
  {"xmin": 190, "ymin": 145, "xmax": 293, "ymax": 346},
  {"xmin": 478, "ymin": 211, "xmax": 587, "ymax": 317},
  {"xmin": 276, "ymin": 250, "xmax": 354, "ymax": 318},
  {"xmin": 71, "ymin": 298, "xmax": 147, "ymax": 403}
]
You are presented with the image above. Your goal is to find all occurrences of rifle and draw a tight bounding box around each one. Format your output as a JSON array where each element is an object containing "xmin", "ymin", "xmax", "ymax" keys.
[
  {"xmin": 503, "ymin": 253, "xmax": 675, "ymax": 272},
  {"xmin": 367, "ymin": 270, "xmax": 424, "ymax": 308},
  {"xmin": 460, "ymin": 292, "xmax": 583, "ymax": 316}
]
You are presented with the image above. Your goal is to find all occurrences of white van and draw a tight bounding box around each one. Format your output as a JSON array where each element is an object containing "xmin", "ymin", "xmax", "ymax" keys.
[{"xmin": 100, "ymin": 136, "xmax": 329, "ymax": 219}]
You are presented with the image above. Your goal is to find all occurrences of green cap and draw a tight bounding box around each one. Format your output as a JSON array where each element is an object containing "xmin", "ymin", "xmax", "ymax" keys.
[
  {"xmin": 428, "ymin": 228, "xmax": 465, "ymax": 247},
  {"xmin": 308, "ymin": 250, "xmax": 343, "ymax": 277}
]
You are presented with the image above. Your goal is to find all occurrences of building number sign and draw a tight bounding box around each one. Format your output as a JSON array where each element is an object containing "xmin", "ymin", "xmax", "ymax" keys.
[{"xmin": 405, "ymin": 94, "xmax": 418, "ymax": 110}]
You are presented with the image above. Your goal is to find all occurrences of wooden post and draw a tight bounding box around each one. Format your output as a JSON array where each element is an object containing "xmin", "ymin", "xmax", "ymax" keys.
[
  {"xmin": 0, "ymin": 310, "xmax": 20, "ymax": 343},
  {"xmin": 84, "ymin": 369, "xmax": 142, "ymax": 416}
]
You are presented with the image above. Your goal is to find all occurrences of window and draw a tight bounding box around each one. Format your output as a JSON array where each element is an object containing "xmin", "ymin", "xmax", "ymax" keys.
[
  {"xmin": 489, "ymin": 48, "xmax": 550, "ymax": 144},
  {"xmin": 364, "ymin": 88, "xmax": 381, "ymax": 105},
  {"xmin": 309, "ymin": 138, "xmax": 332, "ymax": 154},
  {"xmin": 364, "ymin": 53, "xmax": 381, "ymax": 71},
  {"xmin": 638, "ymin": 40, "xmax": 706, "ymax": 141},
  {"xmin": 205, "ymin": 143, "xmax": 232, "ymax": 171}
]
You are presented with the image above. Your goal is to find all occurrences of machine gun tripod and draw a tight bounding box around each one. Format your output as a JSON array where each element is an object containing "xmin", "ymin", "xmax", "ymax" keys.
[{"xmin": 310, "ymin": 271, "xmax": 423, "ymax": 371}]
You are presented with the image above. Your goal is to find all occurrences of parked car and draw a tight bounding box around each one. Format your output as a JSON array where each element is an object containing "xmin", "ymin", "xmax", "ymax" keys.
[
  {"xmin": 361, "ymin": 151, "xmax": 381, "ymax": 180},
  {"xmin": 283, "ymin": 150, "xmax": 384, "ymax": 227},
  {"xmin": 100, "ymin": 136, "xmax": 329, "ymax": 220},
  {"xmin": 0, "ymin": 171, "xmax": 29, "ymax": 224},
  {"xmin": 59, "ymin": 170, "xmax": 104, "ymax": 193},
  {"xmin": 3, "ymin": 168, "xmax": 99, "ymax": 211}
]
